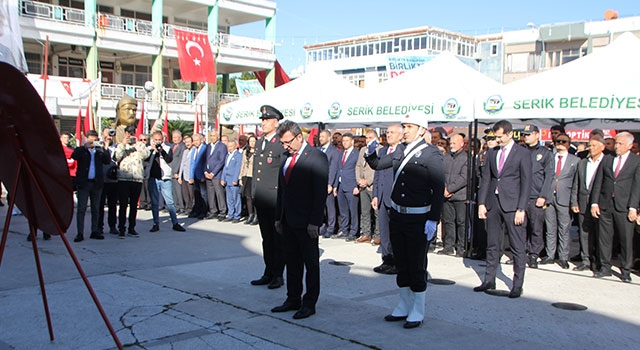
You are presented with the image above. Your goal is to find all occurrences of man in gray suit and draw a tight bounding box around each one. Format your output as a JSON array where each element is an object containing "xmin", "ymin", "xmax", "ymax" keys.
[
  {"xmin": 570, "ymin": 135, "xmax": 607, "ymax": 272},
  {"xmin": 542, "ymin": 133, "xmax": 579, "ymax": 269},
  {"xmin": 170, "ymin": 130, "xmax": 187, "ymax": 214}
]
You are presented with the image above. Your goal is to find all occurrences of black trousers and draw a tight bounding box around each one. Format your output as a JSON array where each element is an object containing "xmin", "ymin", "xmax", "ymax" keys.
[
  {"xmin": 389, "ymin": 209, "xmax": 429, "ymax": 292},
  {"xmin": 442, "ymin": 200, "xmax": 466, "ymax": 251},
  {"xmin": 117, "ymin": 181, "xmax": 142, "ymax": 233},
  {"xmin": 99, "ymin": 182, "xmax": 118, "ymax": 232},
  {"xmin": 577, "ymin": 210, "xmax": 599, "ymax": 268},
  {"xmin": 283, "ymin": 223, "xmax": 320, "ymax": 308},
  {"xmin": 256, "ymin": 204, "xmax": 285, "ymax": 279},
  {"xmin": 484, "ymin": 193, "xmax": 527, "ymax": 289},
  {"xmin": 526, "ymin": 198, "xmax": 545, "ymax": 257},
  {"xmin": 598, "ymin": 203, "xmax": 634, "ymax": 274}
]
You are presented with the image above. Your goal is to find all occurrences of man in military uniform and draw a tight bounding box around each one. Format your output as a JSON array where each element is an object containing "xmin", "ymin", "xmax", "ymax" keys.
[
  {"xmin": 250, "ymin": 105, "xmax": 286, "ymax": 290},
  {"xmin": 365, "ymin": 111, "xmax": 445, "ymax": 329},
  {"xmin": 521, "ymin": 124, "xmax": 553, "ymax": 268}
]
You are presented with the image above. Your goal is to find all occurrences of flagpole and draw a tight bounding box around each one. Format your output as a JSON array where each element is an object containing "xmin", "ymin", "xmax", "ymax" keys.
[
  {"xmin": 204, "ymin": 82, "xmax": 209, "ymax": 133},
  {"xmin": 42, "ymin": 36, "xmax": 49, "ymax": 103}
]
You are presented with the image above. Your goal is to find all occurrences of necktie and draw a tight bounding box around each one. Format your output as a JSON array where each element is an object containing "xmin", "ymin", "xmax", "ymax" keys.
[
  {"xmin": 388, "ymin": 146, "xmax": 395, "ymax": 155},
  {"xmin": 497, "ymin": 147, "xmax": 506, "ymax": 175},
  {"xmin": 614, "ymin": 156, "xmax": 622, "ymax": 178},
  {"xmin": 341, "ymin": 150, "xmax": 347, "ymax": 166},
  {"xmin": 556, "ymin": 155, "xmax": 563, "ymax": 178},
  {"xmin": 285, "ymin": 153, "xmax": 298, "ymax": 184},
  {"xmin": 321, "ymin": 146, "xmax": 327, "ymax": 153}
]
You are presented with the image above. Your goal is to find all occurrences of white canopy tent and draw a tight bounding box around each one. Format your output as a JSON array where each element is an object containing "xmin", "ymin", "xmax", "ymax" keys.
[
  {"xmin": 331, "ymin": 52, "xmax": 501, "ymax": 126},
  {"xmin": 218, "ymin": 68, "xmax": 362, "ymax": 125},
  {"xmin": 476, "ymin": 32, "xmax": 640, "ymax": 122}
]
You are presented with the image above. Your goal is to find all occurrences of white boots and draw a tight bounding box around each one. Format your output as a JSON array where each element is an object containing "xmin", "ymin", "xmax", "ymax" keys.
[
  {"xmin": 384, "ymin": 287, "xmax": 425, "ymax": 328},
  {"xmin": 404, "ymin": 291, "xmax": 425, "ymax": 328}
]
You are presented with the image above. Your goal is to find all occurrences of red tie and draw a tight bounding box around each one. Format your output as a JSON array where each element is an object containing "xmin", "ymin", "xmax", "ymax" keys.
[
  {"xmin": 556, "ymin": 155, "xmax": 563, "ymax": 178},
  {"xmin": 388, "ymin": 146, "xmax": 394, "ymax": 155},
  {"xmin": 614, "ymin": 156, "xmax": 622, "ymax": 178},
  {"xmin": 341, "ymin": 150, "xmax": 347, "ymax": 166},
  {"xmin": 285, "ymin": 152, "xmax": 298, "ymax": 184}
]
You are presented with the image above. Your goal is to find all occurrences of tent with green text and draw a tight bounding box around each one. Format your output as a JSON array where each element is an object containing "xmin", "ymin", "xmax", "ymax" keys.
[
  {"xmin": 475, "ymin": 32, "xmax": 640, "ymax": 121},
  {"xmin": 218, "ymin": 68, "xmax": 362, "ymax": 125}
]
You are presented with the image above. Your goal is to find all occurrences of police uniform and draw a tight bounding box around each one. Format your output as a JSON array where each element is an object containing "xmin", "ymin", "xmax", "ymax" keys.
[
  {"xmin": 365, "ymin": 112, "xmax": 445, "ymax": 328},
  {"xmin": 251, "ymin": 105, "xmax": 286, "ymax": 288}
]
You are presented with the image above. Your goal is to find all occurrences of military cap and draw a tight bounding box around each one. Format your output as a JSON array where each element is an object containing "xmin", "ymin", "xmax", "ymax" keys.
[
  {"xmin": 401, "ymin": 111, "xmax": 429, "ymax": 129},
  {"xmin": 259, "ymin": 105, "xmax": 284, "ymax": 120},
  {"xmin": 521, "ymin": 124, "xmax": 540, "ymax": 135}
]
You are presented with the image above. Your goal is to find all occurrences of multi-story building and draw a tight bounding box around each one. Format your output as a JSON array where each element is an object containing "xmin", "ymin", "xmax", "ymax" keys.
[
  {"xmin": 304, "ymin": 15, "xmax": 640, "ymax": 86},
  {"xmin": 18, "ymin": 0, "xmax": 277, "ymax": 132}
]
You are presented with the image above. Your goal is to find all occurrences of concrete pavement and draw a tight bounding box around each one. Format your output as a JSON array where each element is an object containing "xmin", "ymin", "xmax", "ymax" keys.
[{"xmin": 0, "ymin": 203, "xmax": 638, "ymax": 349}]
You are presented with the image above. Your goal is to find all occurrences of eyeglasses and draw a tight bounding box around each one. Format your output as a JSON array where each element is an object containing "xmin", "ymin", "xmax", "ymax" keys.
[
  {"xmin": 555, "ymin": 139, "xmax": 569, "ymax": 144},
  {"xmin": 139, "ymin": 138, "xmax": 148, "ymax": 141},
  {"xmin": 280, "ymin": 134, "xmax": 299, "ymax": 145}
]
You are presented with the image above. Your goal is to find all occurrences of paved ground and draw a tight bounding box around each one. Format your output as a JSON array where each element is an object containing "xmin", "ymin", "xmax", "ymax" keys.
[{"xmin": 0, "ymin": 202, "xmax": 638, "ymax": 349}]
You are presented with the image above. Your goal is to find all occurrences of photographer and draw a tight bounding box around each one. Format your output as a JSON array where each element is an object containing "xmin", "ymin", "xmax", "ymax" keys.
[
  {"xmin": 114, "ymin": 125, "xmax": 150, "ymax": 238},
  {"xmin": 71, "ymin": 130, "xmax": 111, "ymax": 242},
  {"xmin": 148, "ymin": 131, "xmax": 186, "ymax": 232}
]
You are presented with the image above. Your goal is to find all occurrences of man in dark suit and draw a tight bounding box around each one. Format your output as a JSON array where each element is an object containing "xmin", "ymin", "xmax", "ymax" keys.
[
  {"xmin": 334, "ymin": 133, "xmax": 360, "ymax": 241},
  {"xmin": 475, "ymin": 120, "xmax": 532, "ymax": 298},
  {"xmin": 71, "ymin": 130, "xmax": 112, "ymax": 242},
  {"xmin": 271, "ymin": 120, "xmax": 328, "ymax": 320},
  {"xmin": 371, "ymin": 124, "xmax": 403, "ymax": 274},
  {"xmin": 204, "ymin": 130, "xmax": 227, "ymax": 220},
  {"xmin": 365, "ymin": 113, "xmax": 445, "ymax": 329},
  {"xmin": 170, "ymin": 130, "xmax": 187, "ymax": 214},
  {"xmin": 189, "ymin": 133, "xmax": 208, "ymax": 219},
  {"xmin": 251, "ymin": 105, "xmax": 286, "ymax": 290},
  {"xmin": 590, "ymin": 131, "xmax": 640, "ymax": 283},
  {"xmin": 439, "ymin": 133, "xmax": 468, "ymax": 257},
  {"xmin": 570, "ymin": 135, "xmax": 607, "ymax": 272},
  {"xmin": 542, "ymin": 133, "xmax": 579, "ymax": 269},
  {"xmin": 318, "ymin": 130, "xmax": 340, "ymax": 238}
]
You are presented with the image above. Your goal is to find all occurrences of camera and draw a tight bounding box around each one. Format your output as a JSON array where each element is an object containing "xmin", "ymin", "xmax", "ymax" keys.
[
  {"xmin": 129, "ymin": 137, "xmax": 137, "ymax": 145},
  {"xmin": 94, "ymin": 140, "xmax": 104, "ymax": 148},
  {"xmin": 108, "ymin": 128, "xmax": 116, "ymax": 137},
  {"xmin": 155, "ymin": 142, "xmax": 163, "ymax": 151}
]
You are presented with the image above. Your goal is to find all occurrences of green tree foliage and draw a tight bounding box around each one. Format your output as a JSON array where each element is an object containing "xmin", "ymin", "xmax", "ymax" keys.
[{"xmin": 216, "ymin": 71, "xmax": 256, "ymax": 94}]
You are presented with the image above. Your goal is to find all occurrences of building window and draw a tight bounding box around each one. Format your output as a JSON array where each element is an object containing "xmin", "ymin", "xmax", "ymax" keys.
[
  {"xmin": 58, "ymin": 56, "xmax": 85, "ymax": 78},
  {"xmin": 506, "ymin": 53, "xmax": 529, "ymax": 73},
  {"xmin": 562, "ymin": 48, "xmax": 580, "ymax": 64},
  {"xmin": 491, "ymin": 44, "xmax": 498, "ymax": 56},
  {"xmin": 420, "ymin": 37, "xmax": 427, "ymax": 49}
]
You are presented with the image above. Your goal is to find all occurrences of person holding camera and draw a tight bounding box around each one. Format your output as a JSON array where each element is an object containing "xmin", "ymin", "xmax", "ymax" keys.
[
  {"xmin": 148, "ymin": 131, "xmax": 186, "ymax": 232},
  {"xmin": 114, "ymin": 125, "xmax": 150, "ymax": 238},
  {"xmin": 71, "ymin": 130, "xmax": 112, "ymax": 242},
  {"xmin": 98, "ymin": 127, "xmax": 119, "ymax": 236}
]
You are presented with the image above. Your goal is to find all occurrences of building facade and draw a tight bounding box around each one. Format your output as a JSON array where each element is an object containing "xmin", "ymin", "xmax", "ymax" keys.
[
  {"xmin": 304, "ymin": 16, "xmax": 640, "ymax": 87},
  {"xmin": 18, "ymin": 0, "xmax": 277, "ymax": 132}
]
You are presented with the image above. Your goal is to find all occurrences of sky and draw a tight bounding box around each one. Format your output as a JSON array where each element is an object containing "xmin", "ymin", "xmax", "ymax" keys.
[{"xmin": 233, "ymin": 0, "xmax": 639, "ymax": 76}]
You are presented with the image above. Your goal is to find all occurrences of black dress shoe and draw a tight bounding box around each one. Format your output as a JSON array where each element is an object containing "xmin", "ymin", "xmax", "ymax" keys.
[
  {"xmin": 539, "ymin": 256, "xmax": 554, "ymax": 264},
  {"xmin": 205, "ymin": 214, "xmax": 217, "ymax": 220},
  {"xmin": 172, "ymin": 224, "xmax": 186, "ymax": 232},
  {"xmin": 473, "ymin": 281, "xmax": 496, "ymax": 292},
  {"xmin": 373, "ymin": 263, "xmax": 390, "ymax": 273},
  {"xmin": 89, "ymin": 232, "xmax": 105, "ymax": 240},
  {"xmin": 384, "ymin": 314, "xmax": 407, "ymax": 322},
  {"xmin": 403, "ymin": 321, "xmax": 422, "ymax": 329},
  {"xmin": 345, "ymin": 235, "xmax": 356, "ymax": 242},
  {"xmin": 109, "ymin": 228, "xmax": 120, "ymax": 235},
  {"xmin": 557, "ymin": 260, "xmax": 569, "ymax": 269},
  {"xmin": 43, "ymin": 232, "xmax": 52, "ymax": 240},
  {"xmin": 271, "ymin": 301, "xmax": 301, "ymax": 313},
  {"xmin": 508, "ymin": 287, "xmax": 523, "ymax": 298},
  {"xmin": 127, "ymin": 231, "xmax": 140, "ymax": 237},
  {"xmin": 268, "ymin": 276, "xmax": 284, "ymax": 289},
  {"xmin": 73, "ymin": 234, "xmax": 84, "ymax": 242},
  {"xmin": 573, "ymin": 264, "xmax": 589, "ymax": 271},
  {"xmin": 593, "ymin": 269, "xmax": 612, "ymax": 278},
  {"xmin": 381, "ymin": 265, "xmax": 398, "ymax": 275},
  {"xmin": 332, "ymin": 232, "xmax": 347, "ymax": 239},
  {"xmin": 150, "ymin": 224, "xmax": 160, "ymax": 232},
  {"xmin": 620, "ymin": 273, "xmax": 632, "ymax": 283},
  {"xmin": 527, "ymin": 255, "xmax": 538, "ymax": 268},
  {"xmin": 251, "ymin": 275, "xmax": 272, "ymax": 285},
  {"xmin": 570, "ymin": 254, "xmax": 582, "ymax": 262},
  {"xmin": 293, "ymin": 306, "xmax": 315, "ymax": 319}
]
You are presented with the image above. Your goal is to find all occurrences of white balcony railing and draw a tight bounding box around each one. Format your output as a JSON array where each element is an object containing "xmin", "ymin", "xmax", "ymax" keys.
[
  {"xmin": 97, "ymin": 13, "xmax": 153, "ymax": 36},
  {"xmin": 21, "ymin": 0, "xmax": 85, "ymax": 25},
  {"xmin": 164, "ymin": 88, "xmax": 197, "ymax": 104},
  {"xmin": 216, "ymin": 33, "xmax": 274, "ymax": 54},
  {"xmin": 163, "ymin": 24, "xmax": 208, "ymax": 38}
]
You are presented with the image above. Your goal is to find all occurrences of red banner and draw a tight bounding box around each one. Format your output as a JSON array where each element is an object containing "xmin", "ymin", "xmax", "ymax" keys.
[
  {"xmin": 174, "ymin": 28, "xmax": 216, "ymax": 83},
  {"xmin": 136, "ymin": 100, "xmax": 145, "ymax": 138},
  {"xmin": 540, "ymin": 129, "xmax": 617, "ymax": 142},
  {"xmin": 162, "ymin": 104, "xmax": 169, "ymax": 137}
]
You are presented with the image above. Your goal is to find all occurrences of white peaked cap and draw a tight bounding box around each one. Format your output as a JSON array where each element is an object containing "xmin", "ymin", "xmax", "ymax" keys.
[{"xmin": 401, "ymin": 111, "xmax": 429, "ymax": 129}]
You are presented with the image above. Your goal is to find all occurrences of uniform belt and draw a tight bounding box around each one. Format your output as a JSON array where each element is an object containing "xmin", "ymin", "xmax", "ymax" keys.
[{"xmin": 390, "ymin": 200, "xmax": 430, "ymax": 214}]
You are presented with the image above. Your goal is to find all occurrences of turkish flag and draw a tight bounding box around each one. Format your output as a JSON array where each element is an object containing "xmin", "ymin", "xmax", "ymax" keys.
[
  {"xmin": 254, "ymin": 60, "xmax": 291, "ymax": 88},
  {"xmin": 83, "ymin": 95, "xmax": 93, "ymax": 133},
  {"xmin": 162, "ymin": 104, "xmax": 169, "ymax": 137},
  {"xmin": 60, "ymin": 80, "xmax": 73, "ymax": 96},
  {"xmin": 174, "ymin": 28, "xmax": 216, "ymax": 83},
  {"xmin": 136, "ymin": 100, "xmax": 145, "ymax": 138},
  {"xmin": 75, "ymin": 104, "xmax": 83, "ymax": 147}
]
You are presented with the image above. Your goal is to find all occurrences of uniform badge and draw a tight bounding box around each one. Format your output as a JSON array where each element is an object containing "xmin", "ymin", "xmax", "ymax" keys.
[
  {"xmin": 415, "ymin": 151, "xmax": 422, "ymax": 158},
  {"xmin": 267, "ymin": 157, "xmax": 273, "ymax": 164},
  {"xmin": 536, "ymin": 154, "xmax": 543, "ymax": 161}
]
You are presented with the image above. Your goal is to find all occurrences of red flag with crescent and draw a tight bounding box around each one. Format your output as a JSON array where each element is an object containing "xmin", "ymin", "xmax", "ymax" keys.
[
  {"xmin": 136, "ymin": 100, "xmax": 145, "ymax": 138},
  {"xmin": 60, "ymin": 80, "xmax": 73, "ymax": 96},
  {"xmin": 174, "ymin": 28, "xmax": 216, "ymax": 83}
]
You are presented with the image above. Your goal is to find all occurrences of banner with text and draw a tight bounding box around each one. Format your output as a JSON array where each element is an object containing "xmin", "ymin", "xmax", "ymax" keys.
[{"xmin": 385, "ymin": 55, "xmax": 435, "ymax": 79}]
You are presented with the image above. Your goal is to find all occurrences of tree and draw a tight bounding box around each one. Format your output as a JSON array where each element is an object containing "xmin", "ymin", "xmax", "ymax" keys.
[{"xmin": 216, "ymin": 71, "xmax": 256, "ymax": 94}]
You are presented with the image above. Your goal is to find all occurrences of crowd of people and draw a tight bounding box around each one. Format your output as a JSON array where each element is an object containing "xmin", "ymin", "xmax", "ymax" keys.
[{"xmin": 8, "ymin": 99, "xmax": 637, "ymax": 328}]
